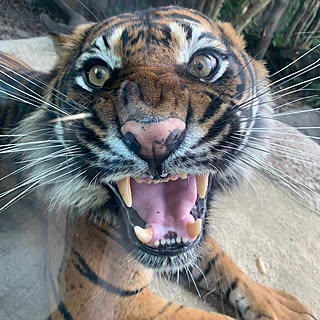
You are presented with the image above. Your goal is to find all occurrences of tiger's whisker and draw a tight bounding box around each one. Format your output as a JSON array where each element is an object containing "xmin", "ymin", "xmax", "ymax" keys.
[
  {"xmin": 0, "ymin": 140, "xmax": 72, "ymax": 148},
  {"xmin": 272, "ymin": 94, "xmax": 319, "ymax": 111},
  {"xmin": 233, "ymin": 132, "xmax": 319, "ymax": 149},
  {"xmin": 48, "ymin": 113, "xmax": 92, "ymax": 123},
  {"xmin": 0, "ymin": 159, "xmax": 76, "ymax": 200},
  {"xmin": 274, "ymin": 107, "xmax": 320, "ymax": 118},
  {"xmin": 224, "ymin": 142, "xmax": 320, "ymax": 204},
  {"xmin": 229, "ymin": 46, "xmax": 320, "ymax": 110},
  {"xmin": 242, "ymin": 139, "xmax": 320, "ymax": 165},
  {"xmin": 0, "ymin": 144, "xmax": 67, "ymax": 154},
  {"xmin": 0, "ymin": 63, "xmax": 89, "ymax": 112},
  {"xmin": 0, "ymin": 73, "xmax": 70, "ymax": 116},
  {"xmin": 237, "ymin": 80, "xmax": 319, "ymax": 112},
  {"xmin": 48, "ymin": 170, "xmax": 87, "ymax": 213},
  {"xmin": 0, "ymin": 88, "xmax": 63, "ymax": 117},
  {"xmin": 77, "ymin": 0, "xmax": 101, "ymax": 23},
  {"xmin": 233, "ymin": 59, "xmax": 320, "ymax": 112},
  {"xmin": 0, "ymin": 164, "xmax": 80, "ymax": 213}
]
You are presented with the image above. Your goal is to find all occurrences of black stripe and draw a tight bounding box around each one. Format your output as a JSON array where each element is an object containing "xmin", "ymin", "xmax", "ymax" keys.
[
  {"xmin": 199, "ymin": 108, "xmax": 233, "ymax": 144},
  {"xmin": 194, "ymin": 254, "xmax": 219, "ymax": 283},
  {"xmin": 199, "ymin": 92, "xmax": 224, "ymax": 124},
  {"xmin": 57, "ymin": 302, "xmax": 73, "ymax": 320},
  {"xmin": 161, "ymin": 13, "xmax": 199, "ymax": 24},
  {"xmin": 87, "ymin": 43, "xmax": 101, "ymax": 54},
  {"xmin": 130, "ymin": 30, "xmax": 145, "ymax": 46},
  {"xmin": 121, "ymin": 29, "xmax": 133, "ymax": 49},
  {"xmin": 102, "ymin": 35, "xmax": 110, "ymax": 50},
  {"xmin": 256, "ymin": 314, "xmax": 273, "ymax": 319},
  {"xmin": 237, "ymin": 48, "xmax": 255, "ymax": 102},
  {"xmin": 198, "ymin": 32, "xmax": 216, "ymax": 41},
  {"xmin": 47, "ymin": 259, "xmax": 73, "ymax": 320},
  {"xmin": 161, "ymin": 24, "xmax": 172, "ymax": 42},
  {"xmin": 181, "ymin": 23, "xmax": 193, "ymax": 40},
  {"xmin": 78, "ymin": 25, "xmax": 102, "ymax": 54},
  {"xmin": 77, "ymin": 123, "xmax": 107, "ymax": 151},
  {"xmin": 91, "ymin": 221, "xmax": 121, "ymax": 244},
  {"xmin": 150, "ymin": 302, "xmax": 172, "ymax": 320},
  {"xmin": 71, "ymin": 82, "xmax": 90, "ymax": 94},
  {"xmin": 72, "ymin": 249, "xmax": 146, "ymax": 296},
  {"xmin": 173, "ymin": 305, "xmax": 184, "ymax": 315},
  {"xmin": 154, "ymin": 7, "xmax": 213, "ymax": 25},
  {"xmin": 226, "ymin": 278, "xmax": 239, "ymax": 300},
  {"xmin": 87, "ymin": 104, "xmax": 108, "ymax": 130},
  {"xmin": 104, "ymin": 13, "xmax": 134, "ymax": 25},
  {"xmin": 122, "ymin": 84, "xmax": 129, "ymax": 105}
]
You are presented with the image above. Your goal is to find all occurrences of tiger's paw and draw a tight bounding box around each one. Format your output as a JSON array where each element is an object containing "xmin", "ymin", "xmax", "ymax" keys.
[{"xmin": 227, "ymin": 278, "xmax": 317, "ymax": 320}]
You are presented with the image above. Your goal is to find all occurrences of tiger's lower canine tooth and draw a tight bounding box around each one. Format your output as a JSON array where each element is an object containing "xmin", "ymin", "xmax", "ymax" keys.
[
  {"xmin": 134, "ymin": 226, "xmax": 153, "ymax": 244},
  {"xmin": 186, "ymin": 219, "xmax": 202, "ymax": 238},
  {"xmin": 196, "ymin": 173, "xmax": 209, "ymax": 198},
  {"xmin": 116, "ymin": 177, "xmax": 132, "ymax": 207}
]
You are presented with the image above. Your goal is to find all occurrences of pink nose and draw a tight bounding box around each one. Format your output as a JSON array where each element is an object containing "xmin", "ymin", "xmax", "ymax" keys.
[{"xmin": 121, "ymin": 118, "xmax": 186, "ymax": 162}]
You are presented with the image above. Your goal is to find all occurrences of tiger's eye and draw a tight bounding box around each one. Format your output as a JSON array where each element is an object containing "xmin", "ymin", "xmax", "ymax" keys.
[
  {"xmin": 189, "ymin": 55, "xmax": 216, "ymax": 78},
  {"xmin": 87, "ymin": 65, "xmax": 110, "ymax": 87}
]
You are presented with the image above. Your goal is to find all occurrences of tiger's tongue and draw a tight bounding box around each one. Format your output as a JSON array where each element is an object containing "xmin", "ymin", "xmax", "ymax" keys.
[{"xmin": 131, "ymin": 176, "xmax": 197, "ymax": 243}]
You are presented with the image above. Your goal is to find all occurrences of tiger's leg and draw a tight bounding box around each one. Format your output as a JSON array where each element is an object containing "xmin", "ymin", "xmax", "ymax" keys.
[
  {"xmin": 47, "ymin": 216, "xmax": 234, "ymax": 320},
  {"xmin": 192, "ymin": 236, "xmax": 317, "ymax": 320}
]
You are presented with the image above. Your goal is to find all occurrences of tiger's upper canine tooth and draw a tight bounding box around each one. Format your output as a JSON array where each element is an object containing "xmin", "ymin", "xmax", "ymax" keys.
[
  {"xmin": 186, "ymin": 218, "xmax": 202, "ymax": 238},
  {"xmin": 116, "ymin": 177, "xmax": 132, "ymax": 207},
  {"xmin": 134, "ymin": 226, "xmax": 153, "ymax": 244},
  {"xmin": 196, "ymin": 173, "xmax": 209, "ymax": 198}
]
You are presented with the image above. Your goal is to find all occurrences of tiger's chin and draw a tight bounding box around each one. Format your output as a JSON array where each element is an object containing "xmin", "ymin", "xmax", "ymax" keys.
[{"xmin": 106, "ymin": 173, "xmax": 212, "ymax": 271}]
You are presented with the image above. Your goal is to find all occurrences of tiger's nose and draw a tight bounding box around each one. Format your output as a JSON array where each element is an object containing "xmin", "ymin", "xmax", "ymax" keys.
[{"xmin": 121, "ymin": 118, "xmax": 186, "ymax": 162}]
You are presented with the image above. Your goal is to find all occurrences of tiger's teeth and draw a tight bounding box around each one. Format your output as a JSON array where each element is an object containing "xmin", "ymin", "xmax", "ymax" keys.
[
  {"xmin": 180, "ymin": 173, "xmax": 187, "ymax": 179},
  {"xmin": 186, "ymin": 218, "xmax": 202, "ymax": 238},
  {"xmin": 134, "ymin": 226, "xmax": 153, "ymax": 244},
  {"xmin": 196, "ymin": 173, "xmax": 209, "ymax": 198},
  {"xmin": 134, "ymin": 177, "xmax": 143, "ymax": 183},
  {"xmin": 116, "ymin": 177, "xmax": 132, "ymax": 207}
]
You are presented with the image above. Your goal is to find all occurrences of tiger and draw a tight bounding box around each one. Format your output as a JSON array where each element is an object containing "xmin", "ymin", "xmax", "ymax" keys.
[{"xmin": 0, "ymin": 5, "xmax": 318, "ymax": 320}]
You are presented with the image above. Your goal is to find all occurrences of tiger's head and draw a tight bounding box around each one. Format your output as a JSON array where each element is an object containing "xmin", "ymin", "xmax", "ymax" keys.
[{"xmin": 17, "ymin": 6, "xmax": 272, "ymax": 271}]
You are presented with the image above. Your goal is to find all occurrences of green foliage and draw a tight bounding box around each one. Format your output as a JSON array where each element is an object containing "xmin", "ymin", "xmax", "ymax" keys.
[
  {"xmin": 272, "ymin": 34, "xmax": 284, "ymax": 48},
  {"xmin": 307, "ymin": 84, "xmax": 320, "ymax": 107},
  {"xmin": 108, "ymin": 3, "xmax": 121, "ymax": 17},
  {"xmin": 218, "ymin": 0, "xmax": 244, "ymax": 22}
]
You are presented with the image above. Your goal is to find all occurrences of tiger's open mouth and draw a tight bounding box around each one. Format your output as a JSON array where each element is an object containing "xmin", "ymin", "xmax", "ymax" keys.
[{"xmin": 111, "ymin": 173, "xmax": 210, "ymax": 256}]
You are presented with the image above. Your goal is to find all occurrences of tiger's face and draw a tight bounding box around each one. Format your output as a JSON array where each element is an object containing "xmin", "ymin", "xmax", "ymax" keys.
[{"xmin": 17, "ymin": 6, "xmax": 272, "ymax": 271}]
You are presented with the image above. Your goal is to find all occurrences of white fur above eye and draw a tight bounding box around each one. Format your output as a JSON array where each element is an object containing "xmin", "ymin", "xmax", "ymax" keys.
[{"xmin": 75, "ymin": 75, "xmax": 93, "ymax": 92}]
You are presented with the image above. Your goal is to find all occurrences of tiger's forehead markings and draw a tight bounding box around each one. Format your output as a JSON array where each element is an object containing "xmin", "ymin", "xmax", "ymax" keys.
[
  {"xmin": 75, "ymin": 27, "xmax": 124, "ymax": 70},
  {"xmin": 169, "ymin": 22, "xmax": 228, "ymax": 64},
  {"xmin": 74, "ymin": 8, "xmax": 229, "ymax": 76}
]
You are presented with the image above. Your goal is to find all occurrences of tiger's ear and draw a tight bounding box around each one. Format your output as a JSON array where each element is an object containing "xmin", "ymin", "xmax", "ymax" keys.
[{"xmin": 40, "ymin": 14, "xmax": 75, "ymax": 45}]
